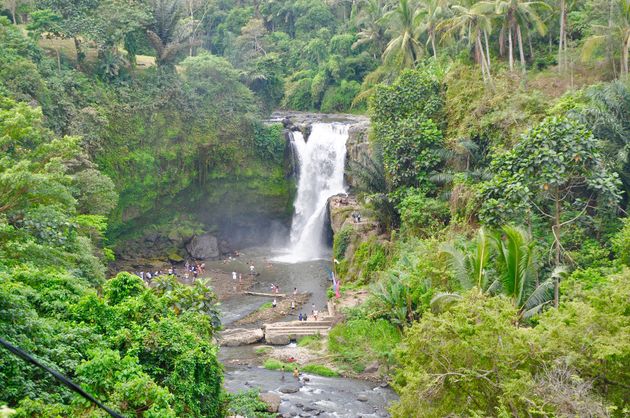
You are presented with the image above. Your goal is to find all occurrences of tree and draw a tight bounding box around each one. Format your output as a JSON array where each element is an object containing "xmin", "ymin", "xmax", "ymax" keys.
[
  {"xmin": 147, "ymin": 0, "xmax": 199, "ymax": 66},
  {"xmin": 415, "ymin": 0, "xmax": 448, "ymax": 59},
  {"xmin": 480, "ymin": 117, "xmax": 622, "ymax": 306},
  {"xmin": 35, "ymin": 0, "xmax": 100, "ymax": 63},
  {"xmin": 573, "ymin": 80, "xmax": 630, "ymax": 199},
  {"xmin": 439, "ymin": 2, "xmax": 494, "ymax": 83},
  {"xmin": 2, "ymin": 0, "xmax": 25, "ymax": 24},
  {"xmin": 370, "ymin": 66, "xmax": 445, "ymax": 188},
  {"xmin": 437, "ymin": 225, "xmax": 556, "ymax": 319},
  {"xmin": 353, "ymin": 0, "xmax": 389, "ymax": 57},
  {"xmin": 582, "ymin": 0, "xmax": 630, "ymax": 78},
  {"xmin": 487, "ymin": 0, "xmax": 549, "ymax": 73},
  {"xmin": 382, "ymin": 0, "xmax": 423, "ymax": 68}
]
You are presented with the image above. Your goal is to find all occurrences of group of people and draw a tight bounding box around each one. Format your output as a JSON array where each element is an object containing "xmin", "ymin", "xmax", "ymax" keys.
[
  {"xmin": 184, "ymin": 261, "xmax": 205, "ymax": 281},
  {"xmin": 134, "ymin": 260, "xmax": 206, "ymax": 284},
  {"xmin": 296, "ymin": 303, "xmax": 323, "ymax": 321},
  {"xmin": 135, "ymin": 270, "xmax": 172, "ymax": 283},
  {"xmin": 351, "ymin": 211, "xmax": 362, "ymax": 223}
]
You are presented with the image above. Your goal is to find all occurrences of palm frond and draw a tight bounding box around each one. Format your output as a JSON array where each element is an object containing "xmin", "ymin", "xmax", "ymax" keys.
[{"xmin": 430, "ymin": 292, "xmax": 463, "ymax": 313}]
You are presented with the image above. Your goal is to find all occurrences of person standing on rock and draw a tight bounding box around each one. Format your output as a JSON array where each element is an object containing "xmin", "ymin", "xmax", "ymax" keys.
[
  {"xmin": 232, "ymin": 271, "xmax": 237, "ymax": 281},
  {"xmin": 293, "ymin": 367, "xmax": 299, "ymax": 379},
  {"xmin": 291, "ymin": 300, "xmax": 296, "ymax": 310},
  {"xmin": 272, "ymin": 299, "xmax": 277, "ymax": 308},
  {"xmin": 249, "ymin": 262, "xmax": 256, "ymax": 275},
  {"xmin": 293, "ymin": 287, "xmax": 298, "ymax": 295}
]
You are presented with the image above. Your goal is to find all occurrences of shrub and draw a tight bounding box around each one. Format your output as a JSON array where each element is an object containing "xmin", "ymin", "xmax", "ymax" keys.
[
  {"xmin": 320, "ymin": 80, "xmax": 361, "ymax": 112},
  {"xmin": 103, "ymin": 272, "xmax": 145, "ymax": 305},
  {"xmin": 222, "ymin": 390, "xmax": 275, "ymax": 418},
  {"xmin": 283, "ymin": 78, "xmax": 312, "ymax": 110},
  {"xmin": 302, "ymin": 364, "xmax": 339, "ymax": 377},
  {"xmin": 398, "ymin": 189, "xmax": 450, "ymax": 238},
  {"xmin": 333, "ymin": 226, "xmax": 353, "ymax": 260},
  {"xmin": 328, "ymin": 319, "xmax": 400, "ymax": 373},
  {"xmin": 612, "ymin": 218, "xmax": 630, "ymax": 266}
]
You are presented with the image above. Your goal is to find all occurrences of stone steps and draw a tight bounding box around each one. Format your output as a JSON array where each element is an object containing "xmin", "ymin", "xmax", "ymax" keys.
[{"xmin": 263, "ymin": 318, "xmax": 333, "ymax": 345}]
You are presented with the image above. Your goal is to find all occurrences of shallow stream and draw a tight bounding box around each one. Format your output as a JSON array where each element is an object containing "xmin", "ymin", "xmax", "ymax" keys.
[{"xmin": 212, "ymin": 246, "xmax": 397, "ymax": 417}]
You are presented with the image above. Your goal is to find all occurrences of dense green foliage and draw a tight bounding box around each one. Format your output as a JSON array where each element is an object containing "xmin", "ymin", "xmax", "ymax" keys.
[{"xmin": 2, "ymin": 0, "xmax": 630, "ymax": 416}]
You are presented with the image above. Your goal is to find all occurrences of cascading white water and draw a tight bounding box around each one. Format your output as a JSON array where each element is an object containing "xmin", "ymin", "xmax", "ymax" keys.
[{"xmin": 276, "ymin": 123, "xmax": 349, "ymax": 263}]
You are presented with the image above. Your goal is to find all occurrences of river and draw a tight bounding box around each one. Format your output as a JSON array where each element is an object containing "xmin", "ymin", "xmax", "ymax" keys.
[
  {"xmin": 211, "ymin": 245, "xmax": 396, "ymax": 417},
  {"xmin": 216, "ymin": 115, "xmax": 396, "ymax": 416}
]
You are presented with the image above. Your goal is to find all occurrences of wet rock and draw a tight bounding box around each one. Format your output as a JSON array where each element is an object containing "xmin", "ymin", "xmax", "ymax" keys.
[
  {"xmin": 364, "ymin": 361, "xmax": 380, "ymax": 373},
  {"xmin": 265, "ymin": 333, "xmax": 291, "ymax": 345},
  {"xmin": 259, "ymin": 392, "xmax": 281, "ymax": 413},
  {"xmin": 220, "ymin": 328, "xmax": 264, "ymax": 346},
  {"xmin": 186, "ymin": 233, "xmax": 219, "ymax": 260},
  {"xmin": 279, "ymin": 384, "xmax": 301, "ymax": 394},
  {"xmin": 357, "ymin": 394, "xmax": 369, "ymax": 402}
]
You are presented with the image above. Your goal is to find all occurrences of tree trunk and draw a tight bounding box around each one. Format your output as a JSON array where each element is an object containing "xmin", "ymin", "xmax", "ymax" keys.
[
  {"xmin": 609, "ymin": 0, "xmax": 617, "ymax": 78},
  {"xmin": 623, "ymin": 35, "xmax": 630, "ymax": 78},
  {"xmin": 10, "ymin": 8, "xmax": 17, "ymax": 25},
  {"xmin": 431, "ymin": 31, "xmax": 437, "ymax": 59},
  {"xmin": 553, "ymin": 192, "xmax": 561, "ymax": 308},
  {"xmin": 558, "ymin": 0, "xmax": 566, "ymax": 71},
  {"xmin": 517, "ymin": 24, "xmax": 526, "ymax": 73},
  {"xmin": 477, "ymin": 34, "xmax": 489, "ymax": 83},
  {"xmin": 499, "ymin": 27, "xmax": 505, "ymax": 57},
  {"xmin": 74, "ymin": 38, "xmax": 86, "ymax": 65},
  {"xmin": 484, "ymin": 29, "xmax": 492, "ymax": 73},
  {"xmin": 508, "ymin": 25, "xmax": 514, "ymax": 72}
]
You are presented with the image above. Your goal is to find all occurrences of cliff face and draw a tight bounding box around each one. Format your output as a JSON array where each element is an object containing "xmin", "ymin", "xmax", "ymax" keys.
[{"xmin": 345, "ymin": 120, "xmax": 371, "ymax": 188}]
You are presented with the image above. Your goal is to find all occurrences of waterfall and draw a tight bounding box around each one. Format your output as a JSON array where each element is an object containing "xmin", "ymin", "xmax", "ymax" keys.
[{"xmin": 276, "ymin": 123, "xmax": 349, "ymax": 263}]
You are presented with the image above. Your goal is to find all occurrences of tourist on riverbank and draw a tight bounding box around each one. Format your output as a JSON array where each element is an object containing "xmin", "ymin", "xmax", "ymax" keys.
[
  {"xmin": 232, "ymin": 271, "xmax": 237, "ymax": 280},
  {"xmin": 293, "ymin": 287, "xmax": 297, "ymax": 295},
  {"xmin": 249, "ymin": 262, "xmax": 256, "ymax": 275},
  {"xmin": 313, "ymin": 309, "xmax": 319, "ymax": 321},
  {"xmin": 293, "ymin": 367, "xmax": 299, "ymax": 378},
  {"xmin": 272, "ymin": 299, "xmax": 277, "ymax": 308},
  {"xmin": 291, "ymin": 300, "xmax": 295, "ymax": 310},
  {"xmin": 298, "ymin": 313, "xmax": 303, "ymax": 321}
]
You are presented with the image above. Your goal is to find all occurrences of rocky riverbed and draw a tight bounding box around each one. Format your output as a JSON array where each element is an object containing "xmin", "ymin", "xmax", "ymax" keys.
[{"xmin": 204, "ymin": 246, "xmax": 396, "ymax": 417}]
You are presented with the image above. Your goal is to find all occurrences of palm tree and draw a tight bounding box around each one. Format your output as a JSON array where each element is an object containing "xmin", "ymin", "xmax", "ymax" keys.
[
  {"xmin": 382, "ymin": 0, "xmax": 424, "ymax": 68},
  {"xmin": 147, "ymin": 0, "xmax": 200, "ymax": 66},
  {"xmin": 415, "ymin": 0, "xmax": 449, "ymax": 59},
  {"xmin": 557, "ymin": 0, "xmax": 578, "ymax": 72},
  {"xmin": 582, "ymin": 0, "xmax": 630, "ymax": 79},
  {"xmin": 441, "ymin": 227, "xmax": 492, "ymax": 291},
  {"xmin": 487, "ymin": 0, "xmax": 549, "ymax": 73},
  {"xmin": 438, "ymin": 2, "xmax": 494, "ymax": 82},
  {"xmin": 353, "ymin": 0, "xmax": 389, "ymax": 57},
  {"xmin": 434, "ymin": 225, "xmax": 557, "ymax": 319}
]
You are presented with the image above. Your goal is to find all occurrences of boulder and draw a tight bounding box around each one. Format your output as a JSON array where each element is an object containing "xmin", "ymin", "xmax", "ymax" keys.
[
  {"xmin": 363, "ymin": 361, "xmax": 380, "ymax": 373},
  {"xmin": 279, "ymin": 384, "xmax": 301, "ymax": 394},
  {"xmin": 259, "ymin": 392, "xmax": 281, "ymax": 413},
  {"xmin": 186, "ymin": 233, "xmax": 219, "ymax": 260},
  {"xmin": 265, "ymin": 333, "xmax": 291, "ymax": 345},
  {"xmin": 357, "ymin": 394, "xmax": 369, "ymax": 402},
  {"xmin": 219, "ymin": 328, "xmax": 264, "ymax": 346}
]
